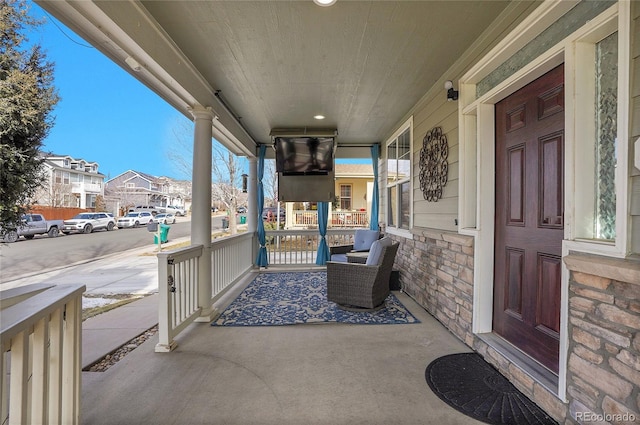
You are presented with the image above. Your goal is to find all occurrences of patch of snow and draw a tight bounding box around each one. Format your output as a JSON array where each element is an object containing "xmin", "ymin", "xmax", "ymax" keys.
[{"xmin": 82, "ymin": 297, "xmax": 118, "ymax": 309}]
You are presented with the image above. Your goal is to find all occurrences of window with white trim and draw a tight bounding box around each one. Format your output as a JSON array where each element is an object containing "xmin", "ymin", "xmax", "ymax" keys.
[
  {"xmin": 385, "ymin": 119, "xmax": 412, "ymax": 230},
  {"xmin": 573, "ymin": 21, "xmax": 623, "ymax": 245},
  {"xmin": 340, "ymin": 185, "xmax": 352, "ymax": 210},
  {"xmin": 563, "ymin": 2, "xmax": 632, "ymax": 258}
]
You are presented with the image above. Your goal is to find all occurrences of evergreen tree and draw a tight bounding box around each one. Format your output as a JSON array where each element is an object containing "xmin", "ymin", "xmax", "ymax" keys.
[{"xmin": 0, "ymin": 0, "xmax": 59, "ymax": 232}]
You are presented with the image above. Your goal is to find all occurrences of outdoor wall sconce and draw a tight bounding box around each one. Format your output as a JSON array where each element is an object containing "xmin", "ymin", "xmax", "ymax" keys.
[
  {"xmin": 242, "ymin": 174, "xmax": 248, "ymax": 193},
  {"xmin": 445, "ymin": 80, "xmax": 458, "ymax": 101}
]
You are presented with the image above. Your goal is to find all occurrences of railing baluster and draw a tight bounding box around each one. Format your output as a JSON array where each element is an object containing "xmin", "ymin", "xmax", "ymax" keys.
[
  {"xmin": 180, "ymin": 262, "xmax": 187, "ymax": 322},
  {"xmin": 48, "ymin": 308, "xmax": 63, "ymax": 424},
  {"xmin": 61, "ymin": 297, "xmax": 81, "ymax": 425},
  {"xmin": 31, "ymin": 317, "xmax": 49, "ymax": 424},
  {"xmin": 9, "ymin": 331, "xmax": 29, "ymax": 425}
]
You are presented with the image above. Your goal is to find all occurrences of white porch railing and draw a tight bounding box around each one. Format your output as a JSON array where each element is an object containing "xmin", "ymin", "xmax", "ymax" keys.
[
  {"xmin": 156, "ymin": 245, "xmax": 203, "ymax": 353},
  {"xmin": 156, "ymin": 233, "xmax": 254, "ymax": 353},
  {"xmin": 330, "ymin": 211, "xmax": 369, "ymax": 228},
  {"xmin": 211, "ymin": 233, "xmax": 254, "ymax": 296},
  {"xmin": 291, "ymin": 210, "xmax": 369, "ymax": 229},
  {"xmin": 264, "ymin": 229, "xmax": 355, "ymax": 266},
  {"xmin": 292, "ymin": 211, "xmax": 318, "ymax": 227},
  {"xmin": 1, "ymin": 283, "xmax": 85, "ymax": 425}
]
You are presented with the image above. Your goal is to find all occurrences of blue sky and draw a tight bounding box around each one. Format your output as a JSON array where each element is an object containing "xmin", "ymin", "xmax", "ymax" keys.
[
  {"xmin": 29, "ymin": 2, "xmax": 191, "ymax": 180},
  {"xmin": 28, "ymin": 2, "xmax": 368, "ymax": 181}
]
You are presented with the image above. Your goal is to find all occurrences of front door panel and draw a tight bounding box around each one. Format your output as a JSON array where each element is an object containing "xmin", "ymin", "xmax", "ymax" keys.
[{"xmin": 493, "ymin": 64, "xmax": 564, "ymax": 374}]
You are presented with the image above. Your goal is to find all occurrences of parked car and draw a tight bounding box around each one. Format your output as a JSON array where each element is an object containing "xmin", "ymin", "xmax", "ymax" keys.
[
  {"xmin": 236, "ymin": 206, "xmax": 247, "ymax": 214},
  {"xmin": 261, "ymin": 207, "xmax": 285, "ymax": 222},
  {"xmin": 1, "ymin": 214, "xmax": 65, "ymax": 243},
  {"xmin": 63, "ymin": 212, "xmax": 116, "ymax": 234},
  {"xmin": 129, "ymin": 205, "xmax": 160, "ymax": 215},
  {"xmin": 164, "ymin": 205, "xmax": 186, "ymax": 216},
  {"xmin": 153, "ymin": 213, "xmax": 176, "ymax": 224},
  {"xmin": 117, "ymin": 211, "xmax": 154, "ymax": 228}
]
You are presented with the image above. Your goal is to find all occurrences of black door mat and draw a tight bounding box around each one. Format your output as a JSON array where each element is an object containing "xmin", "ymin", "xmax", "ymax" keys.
[{"xmin": 425, "ymin": 353, "xmax": 558, "ymax": 425}]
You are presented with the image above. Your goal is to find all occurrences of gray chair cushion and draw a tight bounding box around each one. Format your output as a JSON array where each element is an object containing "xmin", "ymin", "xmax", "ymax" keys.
[
  {"xmin": 330, "ymin": 253, "xmax": 348, "ymax": 262},
  {"xmin": 365, "ymin": 237, "xmax": 393, "ymax": 266},
  {"xmin": 353, "ymin": 229, "xmax": 380, "ymax": 251}
]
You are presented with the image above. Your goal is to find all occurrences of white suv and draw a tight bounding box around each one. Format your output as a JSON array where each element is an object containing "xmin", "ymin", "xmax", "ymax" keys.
[
  {"xmin": 63, "ymin": 212, "xmax": 117, "ymax": 234},
  {"xmin": 117, "ymin": 212, "xmax": 154, "ymax": 228}
]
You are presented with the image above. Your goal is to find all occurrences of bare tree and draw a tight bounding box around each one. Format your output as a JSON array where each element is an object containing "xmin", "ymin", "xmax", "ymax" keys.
[
  {"xmin": 94, "ymin": 195, "xmax": 107, "ymax": 212},
  {"xmin": 263, "ymin": 159, "xmax": 278, "ymax": 206},
  {"xmin": 167, "ymin": 119, "xmax": 193, "ymax": 180},
  {"xmin": 50, "ymin": 182, "xmax": 72, "ymax": 207},
  {"xmin": 211, "ymin": 146, "xmax": 246, "ymax": 233},
  {"xmin": 167, "ymin": 118, "xmax": 247, "ymax": 234},
  {"xmin": 108, "ymin": 186, "xmax": 140, "ymax": 214},
  {"xmin": 31, "ymin": 179, "xmax": 72, "ymax": 207}
]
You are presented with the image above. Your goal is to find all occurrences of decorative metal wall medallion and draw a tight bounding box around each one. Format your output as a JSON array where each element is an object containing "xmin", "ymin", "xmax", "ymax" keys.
[{"xmin": 419, "ymin": 127, "xmax": 448, "ymax": 202}]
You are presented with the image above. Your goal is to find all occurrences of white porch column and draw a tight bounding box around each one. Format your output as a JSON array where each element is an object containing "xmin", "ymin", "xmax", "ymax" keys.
[
  {"xmin": 190, "ymin": 106, "xmax": 214, "ymax": 321},
  {"xmin": 248, "ymin": 157, "xmax": 258, "ymax": 265}
]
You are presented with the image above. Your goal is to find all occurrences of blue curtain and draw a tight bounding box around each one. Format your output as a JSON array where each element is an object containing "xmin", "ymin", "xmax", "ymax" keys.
[
  {"xmin": 255, "ymin": 145, "xmax": 268, "ymax": 267},
  {"xmin": 370, "ymin": 144, "xmax": 380, "ymax": 231},
  {"xmin": 315, "ymin": 201, "xmax": 330, "ymax": 265}
]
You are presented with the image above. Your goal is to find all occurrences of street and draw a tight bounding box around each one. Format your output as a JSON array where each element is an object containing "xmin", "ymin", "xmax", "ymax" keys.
[{"xmin": 0, "ymin": 214, "xmax": 227, "ymax": 283}]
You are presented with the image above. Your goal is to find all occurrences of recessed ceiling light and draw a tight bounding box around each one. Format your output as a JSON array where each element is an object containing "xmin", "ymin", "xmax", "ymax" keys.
[
  {"xmin": 314, "ymin": 115, "xmax": 325, "ymax": 120},
  {"xmin": 313, "ymin": 0, "xmax": 337, "ymax": 7}
]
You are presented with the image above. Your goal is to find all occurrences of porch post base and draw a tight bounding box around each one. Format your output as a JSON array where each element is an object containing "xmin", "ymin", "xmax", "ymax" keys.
[
  {"xmin": 194, "ymin": 306, "xmax": 219, "ymax": 323},
  {"xmin": 155, "ymin": 341, "xmax": 178, "ymax": 353}
]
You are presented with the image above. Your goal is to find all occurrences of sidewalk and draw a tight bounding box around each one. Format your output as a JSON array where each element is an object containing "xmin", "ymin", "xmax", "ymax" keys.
[{"xmin": 82, "ymin": 293, "xmax": 159, "ymax": 368}]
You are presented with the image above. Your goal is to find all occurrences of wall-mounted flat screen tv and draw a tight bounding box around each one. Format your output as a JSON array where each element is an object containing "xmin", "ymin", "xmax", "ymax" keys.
[{"xmin": 275, "ymin": 136, "xmax": 334, "ymax": 175}]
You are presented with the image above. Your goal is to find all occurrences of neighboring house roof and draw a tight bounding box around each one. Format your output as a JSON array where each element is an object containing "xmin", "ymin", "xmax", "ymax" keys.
[
  {"xmin": 48, "ymin": 153, "xmax": 98, "ymax": 165},
  {"xmin": 136, "ymin": 170, "xmax": 159, "ymax": 182},
  {"xmin": 41, "ymin": 154, "xmax": 105, "ymax": 178},
  {"xmin": 105, "ymin": 170, "xmax": 192, "ymax": 201},
  {"xmin": 106, "ymin": 170, "xmax": 157, "ymax": 185},
  {"xmin": 334, "ymin": 163, "xmax": 373, "ymax": 178}
]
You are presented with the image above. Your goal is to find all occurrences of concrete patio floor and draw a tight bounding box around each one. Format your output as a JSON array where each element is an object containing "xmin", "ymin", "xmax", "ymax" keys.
[{"xmin": 81, "ymin": 273, "xmax": 482, "ymax": 425}]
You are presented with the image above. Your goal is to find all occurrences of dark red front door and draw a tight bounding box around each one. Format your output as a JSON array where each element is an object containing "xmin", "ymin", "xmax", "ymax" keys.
[{"xmin": 493, "ymin": 64, "xmax": 564, "ymax": 374}]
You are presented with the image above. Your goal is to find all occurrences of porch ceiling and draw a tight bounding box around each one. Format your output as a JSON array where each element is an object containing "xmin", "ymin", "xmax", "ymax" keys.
[{"xmin": 36, "ymin": 0, "xmax": 516, "ymax": 157}]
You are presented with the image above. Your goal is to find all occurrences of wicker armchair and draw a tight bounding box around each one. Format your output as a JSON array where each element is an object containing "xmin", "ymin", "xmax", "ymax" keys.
[{"xmin": 326, "ymin": 242, "xmax": 399, "ymax": 309}]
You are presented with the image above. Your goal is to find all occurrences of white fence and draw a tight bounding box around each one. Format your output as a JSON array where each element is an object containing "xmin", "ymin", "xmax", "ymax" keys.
[
  {"xmin": 156, "ymin": 233, "xmax": 254, "ymax": 352},
  {"xmin": 1, "ymin": 283, "xmax": 85, "ymax": 425},
  {"xmin": 291, "ymin": 210, "xmax": 369, "ymax": 228}
]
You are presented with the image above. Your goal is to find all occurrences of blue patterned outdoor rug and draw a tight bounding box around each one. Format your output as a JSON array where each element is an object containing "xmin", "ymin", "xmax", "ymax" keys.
[{"xmin": 212, "ymin": 271, "xmax": 420, "ymax": 326}]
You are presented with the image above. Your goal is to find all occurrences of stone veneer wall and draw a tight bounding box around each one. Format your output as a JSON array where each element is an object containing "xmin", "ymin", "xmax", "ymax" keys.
[
  {"xmin": 391, "ymin": 229, "xmax": 476, "ymax": 347},
  {"xmin": 564, "ymin": 254, "xmax": 640, "ymax": 424},
  {"xmin": 387, "ymin": 229, "xmax": 640, "ymax": 423}
]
